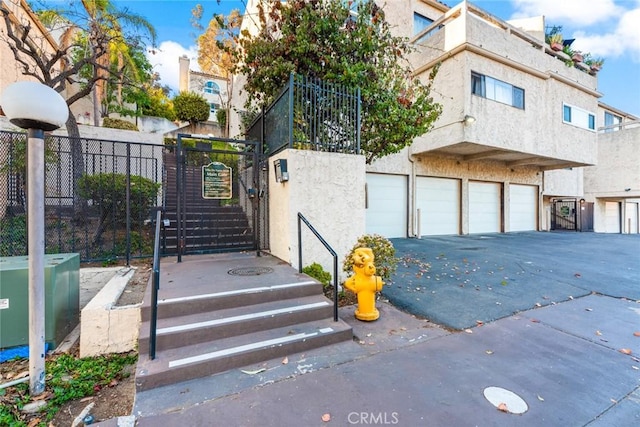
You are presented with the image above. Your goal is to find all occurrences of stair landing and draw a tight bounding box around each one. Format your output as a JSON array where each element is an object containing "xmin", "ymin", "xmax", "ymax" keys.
[{"xmin": 136, "ymin": 252, "xmax": 352, "ymax": 391}]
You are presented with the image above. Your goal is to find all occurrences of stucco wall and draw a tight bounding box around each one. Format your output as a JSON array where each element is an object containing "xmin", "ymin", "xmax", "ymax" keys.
[
  {"xmin": 584, "ymin": 126, "xmax": 640, "ymax": 200},
  {"xmin": 268, "ymin": 149, "xmax": 366, "ymax": 282},
  {"xmin": 543, "ymin": 168, "xmax": 584, "ymax": 198}
]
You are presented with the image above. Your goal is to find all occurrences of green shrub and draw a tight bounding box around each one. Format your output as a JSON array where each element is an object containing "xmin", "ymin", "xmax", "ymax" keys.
[
  {"xmin": 77, "ymin": 173, "xmax": 160, "ymax": 225},
  {"xmin": 173, "ymin": 91, "xmax": 210, "ymax": 125},
  {"xmin": 342, "ymin": 234, "xmax": 398, "ymax": 281},
  {"xmin": 102, "ymin": 117, "xmax": 139, "ymax": 131},
  {"xmin": 302, "ymin": 262, "xmax": 332, "ymax": 286}
]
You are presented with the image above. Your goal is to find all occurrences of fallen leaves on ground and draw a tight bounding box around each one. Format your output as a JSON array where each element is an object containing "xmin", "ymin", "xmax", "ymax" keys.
[
  {"xmin": 322, "ymin": 413, "xmax": 331, "ymax": 422},
  {"xmin": 619, "ymin": 348, "xmax": 633, "ymax": 355},
  {"xmin": 497, "ymin": 403, "xmax": 509, "ymax": 412},
  {"xmin": 633, "ymin": 331, "xmax": 640, "ymax": 337}
]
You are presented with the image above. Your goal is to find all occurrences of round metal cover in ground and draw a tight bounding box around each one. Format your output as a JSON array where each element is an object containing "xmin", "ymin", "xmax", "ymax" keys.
[
  {"xmin": 228, "ymin": 267, "xmax": 274, "ymax": 276},
  {"xmin": 483, "ymin": 386, "xmax": 528, "ymax": 414}
]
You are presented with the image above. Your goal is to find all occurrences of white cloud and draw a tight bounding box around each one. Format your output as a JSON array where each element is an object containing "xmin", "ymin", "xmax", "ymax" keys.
[
  {"xmin": 571, "ymin": 5, "xmax": 640, "ymax": 62},
  {"xmin": 146, "ymin": 41, "xmax": 200, "ymax": 95},
  {"xmin": 510, "ymin": 0, "xmax": 623, "ymax": 26}
]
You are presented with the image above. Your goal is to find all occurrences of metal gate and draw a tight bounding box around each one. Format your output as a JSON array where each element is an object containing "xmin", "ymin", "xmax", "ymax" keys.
[
  {"xmin": 551, "ymin": 199, "xmax": 577, "ymax": 231},
  {"xmin": 551, "ymin": 199, "xmax": 594, "ymax": 232},
  {"xmin": 163, "ymin": 134, "xmax": 268, "ymax": 258}
]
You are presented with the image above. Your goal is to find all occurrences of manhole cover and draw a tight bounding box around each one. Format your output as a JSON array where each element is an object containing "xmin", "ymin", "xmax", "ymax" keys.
[
  {"xmin": 228, "ymin": 267, "xmax": 274, "ymax": 276},
  {"xmin": 483, "ymin": 386, "xmax": 528, "ymax": 414}
]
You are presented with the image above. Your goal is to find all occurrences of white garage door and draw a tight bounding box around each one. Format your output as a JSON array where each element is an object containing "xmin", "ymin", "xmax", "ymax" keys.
[
  {"xmin": 416, "ymin": 177, "xmax": 460, "ymax": 235},
  {"xmin": 509, "ymin": 184, "xmax": 538, "ymax": 232},
  {"xmin": 625, "ymin": 202, "xmax": 638, "ymax": 234},
  {"xmin": 605, "ymin": 201, "xmax": 621, "ymax": 233},
  {"xmin": 469, "ymin": 181, "xmax": 501, "ymax": 234},
  {"xmin": 366, "ymin": 173, "xmax": 407, "ymax": 238}
]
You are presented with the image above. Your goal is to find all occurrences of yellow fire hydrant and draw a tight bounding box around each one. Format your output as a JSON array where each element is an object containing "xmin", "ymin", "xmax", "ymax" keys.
[{"xmin": 344, "ymin": 247, "xmax": 384, "ymax": 321}]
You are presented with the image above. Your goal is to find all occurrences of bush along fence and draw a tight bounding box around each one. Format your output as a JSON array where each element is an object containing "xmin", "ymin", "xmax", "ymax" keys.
[{"xmin": 0, "ymin": 130, "xmax": 165, "ymax": 263}]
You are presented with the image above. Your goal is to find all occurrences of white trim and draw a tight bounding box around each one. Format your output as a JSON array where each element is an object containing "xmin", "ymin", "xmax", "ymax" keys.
[
  {"xmin": 158, "ymin": 281, "xmax": 317, "ymax": 305},
  {"xmin": 168, "ymin": 328, "xmax": 334, "ymax": 368},
  {"xmin": 158, "ymin": 301, "xmax": 329, "ymax": 334}
]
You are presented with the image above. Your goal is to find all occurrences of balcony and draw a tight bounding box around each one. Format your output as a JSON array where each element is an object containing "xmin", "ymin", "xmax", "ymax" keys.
[{"xmin": 407, "ymin": 1, "xmax": 599, "ymax": 170}]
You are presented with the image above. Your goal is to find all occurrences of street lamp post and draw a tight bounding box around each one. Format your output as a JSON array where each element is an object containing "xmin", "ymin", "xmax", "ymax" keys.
[{"xmin": 0, "ymin": 81, "xmax": 68, "ymax": 395}]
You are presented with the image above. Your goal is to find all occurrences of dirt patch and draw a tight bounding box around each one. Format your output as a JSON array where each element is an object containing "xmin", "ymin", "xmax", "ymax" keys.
[
  {"xmin": 116, "ymin": 262, "xmax": 152, "ymax": 306},
  {"xmin": 324, "ymin": 285, "xmax": 358, "ymax": 307},
  {"xmin": 0, "ymin": 344, "xmax": 136, "ymax": 426}
]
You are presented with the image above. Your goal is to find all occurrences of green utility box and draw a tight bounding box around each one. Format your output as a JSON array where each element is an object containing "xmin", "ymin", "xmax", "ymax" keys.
[{"xmin": 0, "ymin": 253, "xmax": 80, "ymax": 349}]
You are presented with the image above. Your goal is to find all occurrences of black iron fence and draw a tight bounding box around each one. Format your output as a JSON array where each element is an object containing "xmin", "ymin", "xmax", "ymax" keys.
[
  {"xmin": 0, "ymin": 130, "xmax": 165, "ymax": 262},
  {"xmin": 247, "ymin": 74, "xmax": 361, "ymax": 156}
]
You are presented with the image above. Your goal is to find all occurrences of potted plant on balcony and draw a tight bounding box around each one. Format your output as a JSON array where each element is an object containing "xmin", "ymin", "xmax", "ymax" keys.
[
  {"xmin": 548, "ymin": 33, "xmax": 563, "ymax": 51},
  {"xmin": 584, "ymin": 55, "xmax": 605, "ymax": 73},
  {"xmin": 571, "ymin": 50, "xmax": 584, "ymax": 63}
]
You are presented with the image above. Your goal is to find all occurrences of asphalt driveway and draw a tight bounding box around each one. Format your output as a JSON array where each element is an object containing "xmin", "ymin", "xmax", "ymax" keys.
[{"xmin": 385, "ymin": 232, "xmax": 640, "ymax": 330}]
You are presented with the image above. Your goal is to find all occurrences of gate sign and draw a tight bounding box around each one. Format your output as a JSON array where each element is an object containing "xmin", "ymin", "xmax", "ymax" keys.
[{"xmin": 202, "ymin": 162, "xmax": 232, "ymax": 199}]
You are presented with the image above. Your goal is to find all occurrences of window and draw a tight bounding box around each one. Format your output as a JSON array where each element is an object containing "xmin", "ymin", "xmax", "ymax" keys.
[
  {"xmin": 604, "ymin": 111, "xmax": 622, "ymax": 132},
  {"xmin": 471, "ymin": 72, "xmax": 525, "ymax": 109},
  {"xmin": 562, "ymin": 103, "xmax": 595, "ymax": 131},
  {"xmin": 204, "ymin": 81, "xmax": 220, "ymax": 95},
  {"xmin": 414, "ymin": 12, "xmax": 440, "ymax": 42},
  {"xmin": 209, "ymin": 103, "xmax": 220, "ymax": 113}
]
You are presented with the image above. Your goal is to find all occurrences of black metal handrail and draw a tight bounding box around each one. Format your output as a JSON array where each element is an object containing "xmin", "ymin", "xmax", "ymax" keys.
[
  {"xmin": 149, "ymin": 209, "xmax": 162, "ymax": 359},
  {"xmin": 297, "ymin": 213, "xmax": 338, "ymax": 322}
]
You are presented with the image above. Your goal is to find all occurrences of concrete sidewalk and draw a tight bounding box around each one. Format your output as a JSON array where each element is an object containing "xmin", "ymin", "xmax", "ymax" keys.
[
  {"xmin": 97, "ymin": 233, "xmax": 640, "ymax": 426},
  {"xmin": 130, "ymin": 294, "xmax": 640, "ymax": 426}
]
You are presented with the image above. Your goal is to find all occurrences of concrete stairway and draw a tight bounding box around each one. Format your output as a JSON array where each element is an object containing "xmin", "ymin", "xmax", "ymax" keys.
[{"xmin": 135, "ymin": 254, "xmax": 352, "ymax": 391}]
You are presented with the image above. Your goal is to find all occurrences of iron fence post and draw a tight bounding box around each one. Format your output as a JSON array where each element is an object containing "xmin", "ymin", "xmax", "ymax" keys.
[{"xmin": 126, "ymin": 143, "xmax": 131, "ymax": 266}]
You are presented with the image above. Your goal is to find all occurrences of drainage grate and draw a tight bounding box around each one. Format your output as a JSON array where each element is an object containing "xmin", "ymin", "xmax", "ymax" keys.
[{"xmin": 228, "ymin": 267, "xmax": 274, "ymax": 276}]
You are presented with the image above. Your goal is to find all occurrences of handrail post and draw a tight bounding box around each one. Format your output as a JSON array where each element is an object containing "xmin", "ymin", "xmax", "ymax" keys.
[
  {"xmin": 149, "ymin": 209, "xmax": 162, "ymax": 360},
  {"xmin": 297, "ymin": 212, "xmax": 339, "ymax": 321}
]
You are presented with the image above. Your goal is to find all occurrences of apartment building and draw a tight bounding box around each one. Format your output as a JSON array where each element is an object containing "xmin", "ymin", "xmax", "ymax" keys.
[
  {"xmin": 178, "ymin": 55, "xmax": 229, "ymax": 125},
  {"xmin": 230, "ymin": 0, "xmax": 638, "ymax": 237}
]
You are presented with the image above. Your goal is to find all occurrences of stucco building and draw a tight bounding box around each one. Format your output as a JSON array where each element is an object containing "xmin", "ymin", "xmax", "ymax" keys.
[
  {"xmin": 178, "ymin": 55, "xmax": 229, "ymax": 126},
  {"xmin": 231, "ymin": 0, "xmax": 639, "ymax": 242}
]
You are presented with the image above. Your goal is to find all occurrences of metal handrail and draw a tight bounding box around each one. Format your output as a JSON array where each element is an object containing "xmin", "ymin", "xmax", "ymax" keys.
[
  {"xmin": 297, "ymin": 213, "xmax": 338, "ymax": 322},
  {"xmin": 149, "ymin": 209, "xmax": 162, "ymax": 359}
]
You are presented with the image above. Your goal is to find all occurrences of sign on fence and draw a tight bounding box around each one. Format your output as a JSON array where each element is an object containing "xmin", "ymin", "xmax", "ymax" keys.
[{"xmin": 202, "ymin": 162, "xmax": 232, "ymax": 199}]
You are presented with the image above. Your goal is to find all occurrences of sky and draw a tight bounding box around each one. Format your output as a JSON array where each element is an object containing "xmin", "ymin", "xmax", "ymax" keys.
[{"xmin": 112, "ymin": 0, "xmax": 640, "ymax": 117}]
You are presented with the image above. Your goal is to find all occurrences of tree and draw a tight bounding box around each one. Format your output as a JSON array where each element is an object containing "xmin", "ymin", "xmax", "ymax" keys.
[
  {"xmin": 191, "ymin": 4, "xmax": 242, "ymax": 136},
  {"xmin": 173, "ymin": 91, "xmax": 210, "ymax": 129},
  {"xmin": 233, "ymin": 0, "xmax": 442, "ymax": 163},
  {"xmin": 0, "ymin": 0, "xmax": 156, "ymax": 220}
]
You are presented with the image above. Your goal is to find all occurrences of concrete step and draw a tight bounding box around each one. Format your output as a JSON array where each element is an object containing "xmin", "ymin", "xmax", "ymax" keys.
[
  {"xmin": 135, "ymin": 318, "xmax": 352, "ymax": 391},
  {"xmin": 138, "ymin": 294, "xmax": 334, "ymax": 353},
  {"xmin": 141, "ymin": 280, "xmax": 322, "ymax": 321}
]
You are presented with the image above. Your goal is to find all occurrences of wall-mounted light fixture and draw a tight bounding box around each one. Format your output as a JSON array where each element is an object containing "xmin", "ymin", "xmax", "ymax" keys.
[
  {"xmin": 463, "ymin": 115, "xmax": 476, "ymax": 125},
  {"xmin": 579, "ymin": 198, "xmax": 586, "ymax": 204},
  {"xmin": 624, "ymin": 188, "xmax": 631, "ymax": 192},
  {"xmin": 274, "ymin": 159, "xmax": 289, "ymax": 183}
]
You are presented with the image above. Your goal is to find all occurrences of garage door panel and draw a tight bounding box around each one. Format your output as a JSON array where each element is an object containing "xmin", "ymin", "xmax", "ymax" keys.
[
  {"xmin": 469, "ymin": 182, "xmax": 501, "ymax": 234},
  {"xmin": 626, "ymin": 203, "xmax": 638, "ymax": 234},
  {"xmin": 366, "ymin": 174, "xmax": 407, "ymax": 238},
  {"xmin": 509, "ymin": 184, "xmax": 537, "ymax": 232},
  {"xmin": 605, "ymin": 202, "xmax": 620, "ymax": 233},
  {"xmin": 417, "ymin": 177, "xmax": 460, "ymax": 236}
]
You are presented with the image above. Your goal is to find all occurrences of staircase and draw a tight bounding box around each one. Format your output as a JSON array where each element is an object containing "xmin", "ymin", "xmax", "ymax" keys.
[
  {"xmin": 162, "ymin": 152, "xmax": 255, "ymax": 255},
  {"xmin": 135, "ymin": 254, "xmax": 352, "ymax": 391}
]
